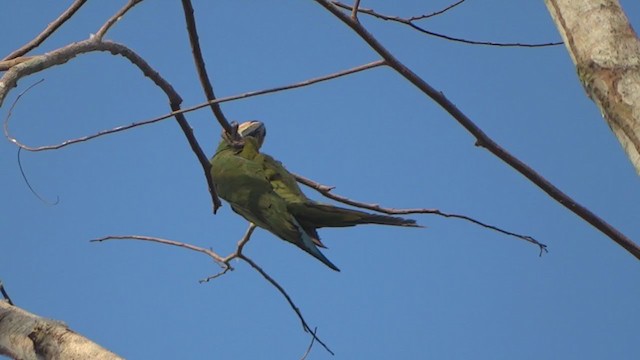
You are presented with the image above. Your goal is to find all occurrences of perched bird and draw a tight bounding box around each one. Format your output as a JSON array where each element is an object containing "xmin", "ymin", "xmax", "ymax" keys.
[{"xmin": 210, "ymin": 121, "xmax": 421, "ymax": 271}]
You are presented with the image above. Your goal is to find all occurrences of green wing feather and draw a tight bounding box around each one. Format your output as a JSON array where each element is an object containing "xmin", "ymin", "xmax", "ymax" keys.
[
  {"xmin": 210, "ymin": 121, "xmax": 421, "ymax": 271},
  {"xmin": 211, "ymin": 137, "xmax": 340, "ymax": 271}
]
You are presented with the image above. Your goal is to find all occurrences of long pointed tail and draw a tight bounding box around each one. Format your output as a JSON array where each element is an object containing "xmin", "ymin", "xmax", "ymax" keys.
[{"xmin": 292, "ymin": 202, "xmax": 422, "ymax": 228}]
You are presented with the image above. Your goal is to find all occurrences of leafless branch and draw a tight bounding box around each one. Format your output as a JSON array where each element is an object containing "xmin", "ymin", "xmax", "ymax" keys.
[
  {"xmin": 3, "ymin": 60, "xmax": 385, "ymax": 151},
  {"xmin": 300, "ymin": 327, "xmax": 317, "ymax": 360},
  {"xmin": 332, "ymin": 1, "xmax": 562, "ymax": 47},
  {"xmin": 294, "ymin": 174, "xmax": 547, "ymax": 254},
  {"xmin": 350, "ymin": 0, "xmax": 361, "ymax": 20},
  {"xmin": 409, "ymin": 0, "xmax": 467, "ymax": 20},
  {"xmin": 91, "ymin": 223, "xmax": 333, "ymax": 355},
  {"xmin": 238, "ymin": 254, "xmax": 334, "ymax": 355},
  {"xmin": 0, "ymin": 56, "xmax": 36, "ymax": 71},
  {"xmin": 0, "ymin": 37, "xmax": 222, "ymax": 212},
  {"xmin": 315, "ymin": 0, "xmax": 640, "ymax": 260},
  {"xmin": 181, "ymin": 0, "xmax": 233, "ymax": 136},
  {"xmin": 0, "ymin": 281, "xmax": 14, "ymax": 306},
  {"xmin": 91, "ymin": 235, "xmax": 228, "ymax": 266},
  {"xmin": 2, "ymin": 0, "xmax": 88, "ymax": 61},
  {"xmin": 94, "ymin": 0, "xmax": 143, "ymax": 40}
]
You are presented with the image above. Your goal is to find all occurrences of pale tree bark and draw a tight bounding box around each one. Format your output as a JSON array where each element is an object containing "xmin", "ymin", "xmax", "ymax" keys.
[
  {"xmin": 0, "ymin": 301, "xmax": 122, "ymax": 360},
  {"xmin": 545, "ymin": 0, "xmax": 640, "ymax": 175}
]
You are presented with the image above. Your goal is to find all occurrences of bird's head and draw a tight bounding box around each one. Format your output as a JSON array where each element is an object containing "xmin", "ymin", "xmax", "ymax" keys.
[{"xmin": 238, "ymin": 120, "xmax": 266, "ymax": 149}]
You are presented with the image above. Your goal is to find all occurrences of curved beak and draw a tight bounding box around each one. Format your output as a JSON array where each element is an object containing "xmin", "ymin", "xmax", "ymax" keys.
[{"xmin": 238, "ymin": 120, "xmax": 266, "ymax": 149}]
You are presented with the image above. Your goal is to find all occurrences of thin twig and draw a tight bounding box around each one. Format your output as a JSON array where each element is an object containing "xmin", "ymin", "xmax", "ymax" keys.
[
  {"xmin": 300, "ymin": 327, "xmax": 318, "ymax": 360},
  {"xmin": 0, "ymin": 280, "xmax": 14, "ymax": 306},
  {"xmin": 294, "ymin": 174, "xmax": 547, "ymax": 254},
  {"xmin": 239, "ymin": 254, "xmax": 334, "ymax": 356},
  {"xmin": 91, "ymin": 235, "xmax": 227, "ymax": 265},
  {"xmin": 332, "ymin": 1, "xmax": 562, "ymax": 47},
  {"xmin": 0, "ymin": 38, "xmax": 222, "ymax": 212},
  {"xmin": 315, "ymin": 0, "xmax": 640, "ymax": 260},
  {"xmin": 4, "ymin": 60, "xmax": 385, "ymax": 152},
  {"xmin": 181, "ymin": 0, "xmax": 233, "ymax": 136},
  {"xmin": 91, "ymin": 225, "xmax": 333, "ymax": 355},
  {"xmin": 409, "ymin": 0, "xmax": 466, "ymax": 21},
  {"xmin": 2, "ymin": 0, "xmax": 88, "ymax": 61},
  {"xmin": 18, "ymin": 148, "xmax": 60, "ymax": 205},
  {"xmin": 3, "ymin": 80, "xmax": 60, "ymax": 204},
  {"xmin": 94, "ymin": 0, "xmax": 143, "ymax": 40},
  {"xmin": 350, "ymin": 0, "xmax": 361, "ymax": 20}
]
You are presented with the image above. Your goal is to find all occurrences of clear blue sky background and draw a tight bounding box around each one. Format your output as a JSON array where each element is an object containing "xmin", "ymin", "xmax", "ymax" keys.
[{"xmin": 2, "ymin": 1, "xmax": 640, "ymax": 359}]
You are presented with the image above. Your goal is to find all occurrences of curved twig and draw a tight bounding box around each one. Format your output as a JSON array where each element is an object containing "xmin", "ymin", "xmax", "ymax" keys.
[
  {"xmin": 180, "ymin": 0, "xmax": 233, "ymax": 136},
  {"xmin": 95, "ymin": 0, "xmax": 143, "ymax": 40},
  {"xmin": 91, "ymin": 224, "xmax": 334, "ymax": 355},
  {"xmin": 0, "ymin": 280, "xmax": 14, "ymax": 306},
  {"xmin": 0, "ymin": 38, "xmax": 222, "ymax": 212},
  {"xmin": 315, "ymin": 0, "xmax": 640, "ymax": 260},
  {"xmin": 238, "ymin": 254, "xmax": 334, "ymax": 355},
  {"xmin": 2, "ymin": 0, "xmax": 88, "ymax": 61},
  {"xmin": 3, "ymin": 60, "xmax": 385, "ymax": 152},
  {"xmin": 332, "ymin": 1, "xmax": 563, "ymax": 47},
  {"xmin": 294, "ymin": 174, "xmax": 547, "ymax": 254}
]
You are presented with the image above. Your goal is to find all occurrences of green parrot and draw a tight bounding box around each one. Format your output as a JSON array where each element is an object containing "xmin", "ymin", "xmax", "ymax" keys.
[{"xmin": 210, "ymin": 121, "xmax": 421, "ymax": 271}]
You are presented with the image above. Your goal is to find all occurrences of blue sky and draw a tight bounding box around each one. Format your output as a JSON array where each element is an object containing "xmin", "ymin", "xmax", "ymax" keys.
[{"xmin": 2, "ymin": 1, "xmax": 640, "ymax": 359}]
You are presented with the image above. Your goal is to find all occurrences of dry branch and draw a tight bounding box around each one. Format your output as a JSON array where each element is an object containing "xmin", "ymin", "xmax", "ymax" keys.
[
  {"xmin": 0, "ymin": 301, "xmax": 123, "ymax": 360},
  {"xmin": 333, "ymin": 1, "xmax": 562, "ymax": 47},
  {"xmin": 91, "ymin": 224, "xmax": 334, "ymax": 356},
  {"xmin": 0, "ymin": 38, "xmax": 222, "ymax": 212},
  {"xmin": 4, "ymin": 60, "xmax": 385, "ymax": 151},
  {"xmin": 180, "ymin": 0, "xmax": 233, "ymax": 136},
  {"xmin": 314, "ymin": 0, "xmax": 640, "ymax": 260},
  {"xmin": 294, "ymin": 174, "xmax": 548, "ymax": 254},
  {"xmin": 2, "ymin": 0, "xmax": 88, "ymax": 61}
]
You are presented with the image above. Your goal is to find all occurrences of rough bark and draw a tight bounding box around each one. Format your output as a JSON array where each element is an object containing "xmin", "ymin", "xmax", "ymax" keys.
[
  {"xmin": 0, "ymin": 301, "xmax": 122, "ymax": 360},
  {"xmin": 545, "ymin": 0, "xmax": 640, "ymax": 174}
]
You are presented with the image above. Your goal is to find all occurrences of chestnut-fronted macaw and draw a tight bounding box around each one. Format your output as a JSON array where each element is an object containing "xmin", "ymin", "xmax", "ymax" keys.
[{"xmin": 210, "ymin": 121, "xmax": 420, "ymax": 271}]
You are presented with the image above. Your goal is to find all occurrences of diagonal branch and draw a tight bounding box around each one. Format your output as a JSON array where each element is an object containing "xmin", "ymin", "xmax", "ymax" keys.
[
  {"xmin": 314, "ymin": 0, "xmax": 640, "ymax": 260},
  {"xmin": 332, "ymin": 1, "xmax": 562, "ymax": 47},
  {"xmin": 0, "ymin": 38, "xmax": 222, "ymax": 212},
  {"xmin": 95, "ymin": 0, "xmax": 143, "ymax": 40},
  {"xmin": 2, "ymin": 0, "xmax": 88, "ymax": 61},
  {"xmin": 181, "ymin": 0, "xmax": 233, "ymax": 136},
  {"xmin": 238, "ymin": 254, "xmax": 334, "ymax": 355},
  {"xmin": 4, "ymin": 60, "xmax": 385, "ymax": 151},
  {"xmin": 294, "ymin": 174, "xmax": 547, "ymax": 254},
  {"xmin": 91, "ymin": 223, "xmax": 334, "ymax": 355}
]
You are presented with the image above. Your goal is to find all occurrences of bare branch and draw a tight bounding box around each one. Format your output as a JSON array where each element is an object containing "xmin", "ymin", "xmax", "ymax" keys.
[
  {"xmin": 0, "ymin": 38, "xmax": 222, "ymax": 212},
  {"xmin": 94, "ymin": 0, "xmax": 144, "ymax": 40},
  {"xmin": 4, "ymin": 60, "xmax": 385, "ymax": 152},
  {"xmin": 238, "ymin": 254, "xmax": 334, "ymax": 356},
  {"xmin": 91, "ymin": 235, "xmax": 227, "ymax": 265},
  {"xmin": 181, "ymin": 0, "xmax": 233, "ymax": 136},
  {"xmin": 300, "ymin": 327, "xmax": 317, "ymax": 360},
  {"xmin": 0, "ymin": 302, "xmax": 123, "ymax": 359},
  {"xmin": 0, "ymin": 56, "xmax": 36, "ymax": 71},
  {"xmin": 315, "ymin": 0, "xmax": 640, "ymax": 260},
  {"xmin": 0, "ymin": 280, "xmax": 14, "ymax": 306},
  {"xmin": 332, "ymin": 1, "xmax": 562, "ymax": 47},
  {"xmin": 409, "ymin": 0, "xmax": 466, "ymax": 21},
  {"xmin": 350, "ymin": 0, "xmax": 361, "ymax": 20},
  {"xmin": 294, "ymin": 174, "xmax": 547, "ymax": 254},
  {"xmin": 2, "ymin": 0, "xmax": 88, "ymax": 61},
  {"xmin": 91, "ymin": 224, "xmax": 333, "ymax": 355}
]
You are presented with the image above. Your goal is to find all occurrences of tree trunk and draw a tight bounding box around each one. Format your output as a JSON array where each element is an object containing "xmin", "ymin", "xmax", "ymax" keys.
[
  {"xmin": 0, "ymin": 301, "xmax": 122, "ymax": 360},
  {"xmin": 545, "ymin": 0, "xmax": 640, "ymax": 175}
]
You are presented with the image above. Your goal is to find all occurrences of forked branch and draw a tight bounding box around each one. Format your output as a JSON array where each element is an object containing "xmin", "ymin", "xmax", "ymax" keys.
[
  {"xmin": 91, "ymin": 223, "xmax": 334, "ymax": 356},
  {"xmin": 315, "ymin": 0, "xmax": 640, "ymax": 260}
]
